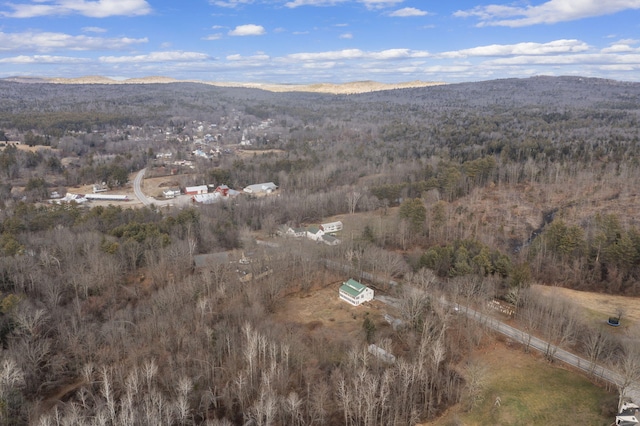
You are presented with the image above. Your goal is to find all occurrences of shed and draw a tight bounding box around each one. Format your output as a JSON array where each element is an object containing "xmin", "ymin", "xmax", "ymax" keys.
[
  {"xmin": 320, "ymin": 221, "xmax": 343, "ymax": 233},
  {"xmin": 243, "ymin": 182, "xmax": 277, "ymax": 194}
]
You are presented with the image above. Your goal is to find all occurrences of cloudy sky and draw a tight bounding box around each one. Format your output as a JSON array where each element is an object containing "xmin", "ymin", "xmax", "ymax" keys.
[{"xmin": 1, "ymin": 0, "xmax": 639, "ymax": 83}]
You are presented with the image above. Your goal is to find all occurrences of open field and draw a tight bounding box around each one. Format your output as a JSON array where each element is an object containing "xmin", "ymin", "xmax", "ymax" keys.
[
  {"xmin": 235, "ymin": 148, "xmax": 286, "ymax": 159},
  {"xmin": 0, "ymin": 143, "xmax": 59, "ymax": 153},
  {"xmin": 272, "ymin": 281, "xmax": 388, "ymax": 343},
  {"xmin": 424, "ymin": 338, "xmax": 616, "ymax": 426},
  {"xmin": 531, "ymin": 284, "xmax": 640, "ymax": 331}
]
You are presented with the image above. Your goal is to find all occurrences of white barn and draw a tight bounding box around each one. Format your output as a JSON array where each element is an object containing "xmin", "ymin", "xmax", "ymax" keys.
[{"xmin": 185, "ymin": 185, "xmax": 208, "ymax": 195}]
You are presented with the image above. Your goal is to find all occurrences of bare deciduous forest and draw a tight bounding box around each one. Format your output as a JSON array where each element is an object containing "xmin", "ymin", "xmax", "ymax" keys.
[{"xmin": 1, "ymin": 76, "xmax": 640, "ymax": 424}]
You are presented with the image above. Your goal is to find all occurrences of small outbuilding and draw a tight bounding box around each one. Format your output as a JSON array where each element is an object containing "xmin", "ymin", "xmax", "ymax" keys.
[
  {"xmin": 617, "ymin": 402, "xmax": 640, "ymax": 426},
  {"xmin": 368, "ymin": 344, "xmax": 396, "ymax": 363},
  {"xmin": 320, "ymin": 221, "xmax": 343, "ymax": 234},
  {"xmin": 243, "ymin": 182, "xmax": 277, "ymax": 194},
  {"xmin": 339, "ymin": 279, "xmax": 374, "ymax": 306}
]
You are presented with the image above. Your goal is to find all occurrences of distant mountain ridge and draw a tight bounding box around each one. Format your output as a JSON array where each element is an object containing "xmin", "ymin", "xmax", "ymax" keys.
[{"xmin": 0, "ymin": 75, "xmax": 445, "ymax": 94}]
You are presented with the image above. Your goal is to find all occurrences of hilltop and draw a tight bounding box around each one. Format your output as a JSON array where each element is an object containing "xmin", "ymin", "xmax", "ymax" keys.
[{"xmin": 2, "ymin": 75, "xmax": 445, "ymax": 94}]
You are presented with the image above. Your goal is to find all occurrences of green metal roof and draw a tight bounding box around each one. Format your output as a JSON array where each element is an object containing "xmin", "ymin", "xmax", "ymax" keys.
[{"xmin": 340, "ymin": 278, "xmax": 367, "ymax": 297}]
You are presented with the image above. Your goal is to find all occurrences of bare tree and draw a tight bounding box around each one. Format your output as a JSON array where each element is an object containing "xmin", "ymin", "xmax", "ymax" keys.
[
  {"xmin": 346, "ymin": 190, "xmax": 363, "ymax": 215},
  {"xmin": 616, "ymin": 340, "xmax": 640, "ymax": 411},
  {"xmin": 461, "ymin": 359, "xmax": 488, "ymax": 411},
  {"xmin": 583, "ymin": 327, "xmax": 611, "ymax": 375}
]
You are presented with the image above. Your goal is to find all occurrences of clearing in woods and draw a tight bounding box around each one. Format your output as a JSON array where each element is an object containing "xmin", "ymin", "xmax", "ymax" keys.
[
  {"xmin": 423, "ymin": 338, "xmax": 615, "ymax": 426},
  {"xmin": 531, "ymin": 284, "xmax": 640, "ymax": 330},
  {"xmin": 272, "ymin": 283, "xmax": 387, "ymax": 343}
]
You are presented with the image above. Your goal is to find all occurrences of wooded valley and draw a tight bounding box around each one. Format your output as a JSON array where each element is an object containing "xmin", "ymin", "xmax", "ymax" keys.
[{"xmin": 0, "ymin": 76, "xmax": 639, "ymax": 424}]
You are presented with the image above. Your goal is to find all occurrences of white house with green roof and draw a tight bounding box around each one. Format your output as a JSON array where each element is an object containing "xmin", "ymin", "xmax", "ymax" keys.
[{"xmin": 339, "ymin": 279, "xmax": 374, "ymax": 306}]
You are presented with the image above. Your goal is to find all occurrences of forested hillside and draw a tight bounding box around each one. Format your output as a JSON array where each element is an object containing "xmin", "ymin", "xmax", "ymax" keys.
[{"xmin": 0, "ymin": 76, "xmax": 639, "ymax": 424}]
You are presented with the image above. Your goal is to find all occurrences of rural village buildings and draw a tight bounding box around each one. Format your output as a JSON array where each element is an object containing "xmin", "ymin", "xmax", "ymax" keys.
[{"xmin": 283, "ymin": 221, "xmax": 343, "ymax": 246}]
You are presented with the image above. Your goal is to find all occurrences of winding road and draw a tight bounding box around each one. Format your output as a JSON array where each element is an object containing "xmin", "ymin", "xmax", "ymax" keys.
[
  {"xmin": 132, "ymin": 168, "xmax": 191, "ymax": 208},
  {"xmin": 133, "ymin": 168, "xmax": 153, "ymax": 206}
]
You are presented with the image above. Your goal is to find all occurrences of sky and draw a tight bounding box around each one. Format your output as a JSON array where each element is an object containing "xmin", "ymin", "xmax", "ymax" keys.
[{"xmin": 1, "ymin": 0, "xmax": 640, "ymax": 84}]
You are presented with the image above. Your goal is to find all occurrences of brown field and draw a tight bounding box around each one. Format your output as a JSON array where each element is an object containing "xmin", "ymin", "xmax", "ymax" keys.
[
  {"xmin": 423, "ymin": 337, "xmax": 615, "ymax": 426},
  {"xmin": 235, "ymin": 148, "xmax": 286, "ymax": 159},
  {"xmin": 0, "ymin": 143, "xmax": 59, "ymax": 153},
  {"xmin": 272, "ymin": 282, "xmax": 388, "ymax": 342},
  {"xmin": 531, "ymin": 284, "xmax": 640, "ymax": 331}
]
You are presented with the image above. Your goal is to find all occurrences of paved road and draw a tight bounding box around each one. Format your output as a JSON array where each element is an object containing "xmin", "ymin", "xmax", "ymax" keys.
[
  {"xmin": 133, "ymin": 168, "xmax": 153, "ymax": 206},
  {"xmin": 132, "ymin": 168, "xmax": 192, "ymax": 208}
]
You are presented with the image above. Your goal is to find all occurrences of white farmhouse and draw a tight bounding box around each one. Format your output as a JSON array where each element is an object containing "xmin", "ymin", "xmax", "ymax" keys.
[
  {"xmin": 339, "ymin": 279, "xmax": 374, "ymax": 306},
  {"xmin": 163, "ymin": 188, "xmax": 181, "ymax": 199},
  {"xmin": 306, "ymin": 226, "xmax": 324, "ymax": 241}
]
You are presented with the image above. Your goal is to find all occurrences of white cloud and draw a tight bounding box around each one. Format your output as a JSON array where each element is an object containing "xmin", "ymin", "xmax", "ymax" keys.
[
  {"xmin": 82, "ymin": 27, "xmax": 107, "ymax": 33},
  {"xmin": 440, "ymin": 39, "xmax": 590, "ymax": 58},
  {"xmin": 203, "ymin": 34, "xmax": 223, "ymax": 41},
  {"xmin": 210, "ymin": 0, "xmax": 253, "ymax": 7},
  {"xmin": 339, "ymin": 33, "xmax": 353, "ymax": 39},
  {"xmin": 1, "ymin": 0, "xmax": 152, "ymax": 18},
  {"xmin": 389, "ymin": 7, "xmax": 428, "ymax": 17},
  {"xmin": 602, "ymin": 39, "xmax": 640, "ymax": 53},
  {"xmin": 288, "ymin": 49, "xmax": 366, "ymax": 61},
  {"xmin": 0, "ymin": 31, "xmax": 147, "ymax": 52},
  {"xmin": 284, "ymin": 0, "xmax": 402, "ymax": 8},
  {"xmin": 302, "ymin": 61, "xmax": 336, "ymax": 69},
  {"xmin": 0, "ymin": 55, "xmax": 89, "ymax": 64},
  {"xmin": 359, "ymin": 0, "xmax": 403, "ymax": 9},
  {"xmin": 285, "ymin": 0, "xmax": 346, "ymax": 8},
  {"xmin": 100, "ymin": 51, "xmax": 210, "ymax": 63},
  {"xmin": 484, "ymin": 53, "xmax": 621, "ymax": 66},
  {"xmin": 226, "ymin": 53, "xmax": 270, "ymax": 61},
  {"xmin": 455, "ymin": 0, "xmax": 640, "ymax": 27},
  {"xmin": 228, "ymin": 24, "xmax": 266, "ymax": 36},
  {"xmin": 287, "ymin": 48, "xmax": 429, "ymax": 61}
]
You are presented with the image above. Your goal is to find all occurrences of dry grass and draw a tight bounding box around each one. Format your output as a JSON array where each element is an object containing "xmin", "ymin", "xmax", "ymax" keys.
[
  {"xmin": 424, "ymin": 339, "xmax": 615, "ymax": 426},
  {"xmin": 531, "ymin": 284, "xmax": 640, "ymax": 331},
  {"xmin": 272, "ymin": 282, "xmax": 387, "ymax": 342},
  {"xmin": 0, "ymin": 143, "xmax": 59, "ymax": 153},
  {"xmin": 44, "ymin": 76, "xmax": 446, "ymax": 94},
  {"xmin": 235, "ymin": 148, "xmax": 286, "ymax": 159}
]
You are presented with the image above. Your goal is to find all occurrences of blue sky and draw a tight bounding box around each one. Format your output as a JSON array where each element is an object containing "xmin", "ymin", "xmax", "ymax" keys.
[{"xmin": 1, "ymin": 0, "xmax": 639, "ymax": 83}]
